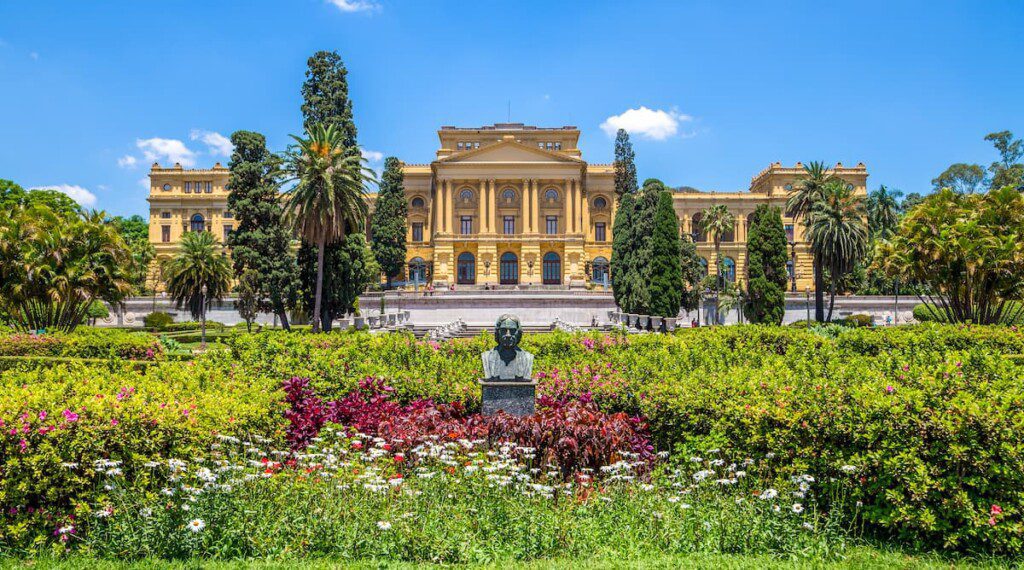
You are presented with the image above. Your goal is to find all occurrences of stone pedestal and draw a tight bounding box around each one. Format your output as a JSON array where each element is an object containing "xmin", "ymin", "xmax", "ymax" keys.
[{"xmin": 480, "ymin": 379, "xmax": 536, "ymax": 417}]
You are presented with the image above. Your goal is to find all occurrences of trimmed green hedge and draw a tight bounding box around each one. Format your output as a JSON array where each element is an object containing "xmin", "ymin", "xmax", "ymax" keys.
[{"xmin": 0, "ymin": 328, "xmax": 163, "ymax": 360}]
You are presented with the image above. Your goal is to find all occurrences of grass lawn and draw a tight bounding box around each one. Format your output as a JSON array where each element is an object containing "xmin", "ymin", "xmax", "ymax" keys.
[{"xmin": 3, "ymin": 547, "xmax": 1011, "ymax": 569}]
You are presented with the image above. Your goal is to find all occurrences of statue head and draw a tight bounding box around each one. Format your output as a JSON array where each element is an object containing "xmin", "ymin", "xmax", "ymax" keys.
[{"xmin": 494, "ymin": 314, "xmax": 522, "ymax": 350}]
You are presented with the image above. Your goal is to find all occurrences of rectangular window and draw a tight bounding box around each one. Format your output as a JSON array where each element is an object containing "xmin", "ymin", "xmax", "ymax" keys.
[
  {"xmin": 205, "ymin": 182, "xmax": 212, "ymax": 193},
  {"xmin": 160, "ymin": 211, "xmax": 171, "ymax": 219},
  {"xmin": 555, "ymin": 142, "xmax": 562, "ymax": 150},
  {"xmin": 161, "ymin": 225, "xmax": 171, "ymax": 243},
  {"xmin": 546, "ymin": 216, "xmax": 558, "ymax": 235},
  {"xmin": 412, "ymin": 222, "xmax": 423, "ymax": 242},
  {"xmin": 595, "ymin": 222, "xmax": 606, "ymax": 242},
  {"xmin": 223, "ymin": 225, "xmax": 233, "ymax": 242},
  {"xmin": 503, "ymin": 216, "xmax": 515, "ymax": 235},
  {"xmin": 184, "ymin": 182, "xmax": 192, "ymax": 193},
  {"xmin": 538, "ymin": 142, "xmax": 544, "ymax": 148},
  {"xmin": 460, "ymin": 216, "xmax": 472, "ymax": 235},
  {"xmin": 785, "ymin": 224, "xmax": 795, "ymax": 242},
  {"xmin": 457, "ymin": 142, "xmax": 464, "ymax": 150},
  {"xmin": 223, "ymin": 212, "xmax": 233, "ymax": 219},
  {"xmin": 473, "ymin": 142, "xmax": 480, "ymax": 149}
]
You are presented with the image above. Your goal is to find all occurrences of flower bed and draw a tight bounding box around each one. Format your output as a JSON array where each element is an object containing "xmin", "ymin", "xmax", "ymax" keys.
[{"xmin": 0, "ymin": 328, "xmax": 163, "ymax": 361}]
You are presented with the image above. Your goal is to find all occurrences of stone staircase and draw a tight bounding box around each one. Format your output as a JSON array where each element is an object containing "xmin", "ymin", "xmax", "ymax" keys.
[{"xmin": 410, "ymin": 322, "xmax": 566, "ymax": 339}]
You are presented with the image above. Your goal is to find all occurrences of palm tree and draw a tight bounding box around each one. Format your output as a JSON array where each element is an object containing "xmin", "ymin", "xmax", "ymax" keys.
[
  {"xmin": 700, "ymin": 204, "xmax": 735, "ymax": 325},
  {"xmin": 163, "ymin": 231, "xmax": 232, "ymax": 321},
  {"xmin": 867, "ymin": 185, "xmax": 902, "ymax": 241},
  {"xmin": 807, "ymin": 180, "xmax": 869, "ymax": 321},
  {"xmin": 283, "ymin": 124, "xmax": 374, "ymax": 333},
  {"xmin": 787, "ymin": 161, "xmax": 835, "ymax": 322}
]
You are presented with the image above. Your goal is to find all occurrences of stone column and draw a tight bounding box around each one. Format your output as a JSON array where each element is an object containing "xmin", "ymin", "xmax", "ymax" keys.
[
  {"xmin": 425, "ymin": 183, "xmax": 435, "ymax": 239},
  {"xmin": 478, "ymin": 180, "xmax": 486, "ymax": 235},
  {"xmin": 488, "ymin": 179, "xmax": 496, "ymax": 233},
  {"xmin": 522, "ymin": 179, "xmax": 532, "ymax": 233},
  {"xmin": 564, "ymin": 180, "xmax": 573, "ymax": 234},
  {"xmin": 444, "ymin": 180, "xmax": 454, "ymax": 234},
  {"xmin": 532, "ymin": 182, "xmax": 540, "ymax": 234},
  {"xmin": 580, "ymin": 180, "xmax": 590, "ymax": 240}
]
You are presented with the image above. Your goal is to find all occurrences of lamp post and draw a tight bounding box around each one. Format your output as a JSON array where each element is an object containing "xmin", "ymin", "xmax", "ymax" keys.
[
  {"xmin": 691, "ymin": 231, "xmax": 701, "ymax": 325},
  {"xmin": 200, "ymin": 284, "xmax": 208, "ymax": 350},
  {"xmin": 788, "ymin": 240, "xmax": 797, "ymax": 293}
]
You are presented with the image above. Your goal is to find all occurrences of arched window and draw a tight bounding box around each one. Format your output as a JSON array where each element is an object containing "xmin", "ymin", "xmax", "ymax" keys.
[
  {"xmin": 411, "ymin": 197, "xmax": 425, "ymax": 208},
  {"xmin": 190, "ymin": 214, "xmax": 205, "ymax": 233},
  {"xmin": 592, "ymin": 256, "xmax": 609, "ymax": 284},
  {"xmin": 785, "ymin": 259, "xmax": 794, "ymax": 286},
  {"xmin": 544, "ymin": 188, "xmax": 559, "ymax": 202},
  {"xmin": 457, "ymin": 252, "xmax": 476, "ymax": 285},
  {"xmin": 723, "ymin": 257, "xmax": 736, "ymax": 283},
  {"xmin": 499, "ymin": 252, "xmax": 519, "ymax": 285},
  {"xmin": 691, "ymin": 213, "xmax": 705, "ymax": 242},
  {"xmin": 408, "ymin": 257, "xmax": 427, "ymax": 284},
  {"xmin": 459, "ymin": 188, "xmax": 474, "ymax": 202},
  {"xmin": 502, "ymin": 188, "xmax": 516, "ymax": 202},
  {"xmin": 698, "ymin": 258, "xmax": 709, "ymax": 279},
  {"xmin": 593, "ymin": 196, "xmax": 607, "ymax": 209},
  {"xmin": 542, "ymin": 252, "xmax": 561, "ymax": 285}
]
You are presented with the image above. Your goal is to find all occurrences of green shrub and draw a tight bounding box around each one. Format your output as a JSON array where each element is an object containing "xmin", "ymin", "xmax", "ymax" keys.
[
  {"xmin": 0, "ymin": 329, "xmax": 163, "ymax": 360},
  {"xmin": 913, "ymin": 302, "xmax": 1024, "ymax": 325},
  {"xmin": 845, "ymin": 313, "xmax": 873, "ymax": 328},
  {"xmin": 143, "ymin": 311, "xmax": 174, "ymax": 330},
  {"xmin": 162, "ymin": 321, "xmax": 227, "ymax": 333}
]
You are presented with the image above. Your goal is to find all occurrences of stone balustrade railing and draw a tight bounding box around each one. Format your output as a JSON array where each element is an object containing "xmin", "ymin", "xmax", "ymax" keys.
[
  {"xmin": 428, "ymin": 318, "xmax": 467, "ymax": 341},
  {"xmin": 607, "ymin": 311, "xmax": 678, "ymax": 333},
  {"xmin": 350, "ymin": 310, "xmax": 411, "ymax": 331}
]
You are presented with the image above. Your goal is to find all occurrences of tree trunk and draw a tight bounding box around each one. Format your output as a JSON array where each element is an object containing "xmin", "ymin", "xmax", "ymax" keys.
[
  {"xmin": 827, "ymin": 273, "xmax": 837, "ymax": 322},
  {"xmin": 386, "ymin": 274, "xmax": 393, "ymax": 290},
  {"xmin": 714, "ymin": 241, "xmax": 721, "ymax": 326},
  {"xmin": 813, "ymin": 254, "xmax": 825, "ymax": 322},
  {"xmin": 276, "ymin": 308, "xmax": 291, "ymax": 331},
  {"xmin": 312, "ymin": 235, "xmax": 326, "ymax": 333}
]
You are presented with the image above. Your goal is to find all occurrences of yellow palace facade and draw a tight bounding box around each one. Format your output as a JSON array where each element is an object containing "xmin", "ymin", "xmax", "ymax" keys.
[{"xmin": 147, "ymin": 123, "xmax": 868, "ymax": 292}]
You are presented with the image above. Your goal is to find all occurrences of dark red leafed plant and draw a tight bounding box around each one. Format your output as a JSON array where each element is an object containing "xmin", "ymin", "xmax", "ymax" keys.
[{"xmin": 280, "ymin": 376, "xmax": 657, "ymax": 476}]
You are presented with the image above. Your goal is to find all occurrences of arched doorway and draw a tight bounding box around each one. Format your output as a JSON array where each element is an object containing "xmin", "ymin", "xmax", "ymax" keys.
[
  {"xmin": 499, "ymin": 252, "xmax": 518, "ymax": 285},
  {"xmin": 457, "ymin": 252, "xmax": 476, "ymax": 285},
  {"xmin": 591, "ymin": 256, "xmax": 609, "ymax": 285},
  {"xmin": 542, "ymin": 252, "xmax": 561, "ymax": 285},
  {"xmin": 408, "ymin": 257, "xmax": 426, "ymax": 285},
  {"xmin": 190, "ymin": 214, "xmax": 205, "ymax": 233},
  {"xmin": 723, "ymin": 257, "xmax": 737, "ymax": 282}
]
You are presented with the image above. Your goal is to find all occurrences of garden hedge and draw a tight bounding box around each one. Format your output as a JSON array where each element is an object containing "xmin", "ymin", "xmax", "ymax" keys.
[
  {"xmin": 3, "ymin": 324, "xmax": 1024, "ymax": 554},
  {"xmin": 0, "ymin": 328, "xmax": 163, "ymax": 360}
]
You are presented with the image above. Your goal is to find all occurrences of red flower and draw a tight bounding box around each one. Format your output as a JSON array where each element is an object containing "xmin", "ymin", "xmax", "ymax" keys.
[
  {"xmin": 991, "ymin": 504, "xmax": 1003, "ymax": 515},
  {"xmin": 393, "ymin": 453, "xmax": 405, "ymax": 463}
]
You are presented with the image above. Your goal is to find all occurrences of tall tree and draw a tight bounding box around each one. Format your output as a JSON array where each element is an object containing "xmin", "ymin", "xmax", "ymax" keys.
[
  {"xmin": 787, "ymin": 161, "xmax": 835, "ymax": 322},
  {"xmin": 700, "ymin": 203, "xmax": 735, "ymax": 325},
  {"xmin": 162, "ymin": 231, "xmax": 233, "ymax": 321},
  {"xmin": 867, "ymin": 185, "xmax": 902, "ymax": 241},
  {"xmin": 301, "ymin": 51, "xmax": 359, "ymax": 156},
  {"xmin": 283, "ymin": 124, "xmax": 373, "ymax": 333},
  {"xmin": 807, "ymin": 181, "xmax": 869, "ymax": 322},
  {"xmin": 932, "ymin": 163, "xmax": 987, "ymax": 194},
  {"xmin": 744, "ymin": 205, "xmax": 788, "ymax": 324},
  {"xmin": 226, "ymin": 130, "xmax": 297, "ymax": 329},
  {"xmin": 610, "ymin": 192, "xmax": 637, "ymax": 311},
  {"xmin": 235, "ymin": 269, "xmax": 260, "ymax": 333},
  {"xmin": 679, "ymin": 235, "xmax": 704, "ymax": 318},
  {"xmin": 370, "ymin": 157, "xmax": 408, "ymax": 289},
  {"xmin": 613, "ymin": 129, "xmax": 638, "ymax": 199},
  {"xmin": 646, "ymin": 190, "xmax": 683, "ymax": 319},
  {"xmin": 984, "ymin": 130, "xmax": 1024, "ymax": 190},
  {"xmin": 901, "ymin": 192, "xmax": 925, "ymax": 215},
  {"xmin": 110, "ymin": 214, "xmax": 156, "ymax": 295}
]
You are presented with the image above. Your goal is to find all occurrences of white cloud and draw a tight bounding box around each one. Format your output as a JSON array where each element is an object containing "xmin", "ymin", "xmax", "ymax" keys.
[
  {"xmin": 600, "ymin": 106, "xmax": 693, "ymax": 141},
  {"xmin": 138, "ymin": 177, "xmax": 151, "ymax": 190},
  {"xmin": 117, "ymin": 155, "xmax": 138, "ymax": 169},
  {"xmin": 137, "ymin": 137, "xmax": 197, "ymax": 167},
  {"xmin": 29, "ymin": 184, "xmax": 97, "ymax": 208},
  {"xmin": 327, "ymin": 0, "xmax": 380, "ymax": 12},
  {"xmin": 190, "ymin": 129, "xmax": 234, "ymax": 157},
  {"xmin": 361, "ymin": 148, "xmax": 384, "ymax": 163}
]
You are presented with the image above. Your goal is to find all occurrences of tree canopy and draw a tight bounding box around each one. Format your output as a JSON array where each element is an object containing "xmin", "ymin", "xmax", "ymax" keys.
[
  {"xmin": 646, "ymin": 190, "xmax": 683, "ymax": 318},
  {"xmin": 744, "ymin": 205, "xmax": 788, "ymax": 324},
  {"xmin": 613, "ymin": 129, "xmax": 638, "ymax": 199},
  {"xmin": 370, "ymin": 157, "xmax": 408, "ymax": 289}
]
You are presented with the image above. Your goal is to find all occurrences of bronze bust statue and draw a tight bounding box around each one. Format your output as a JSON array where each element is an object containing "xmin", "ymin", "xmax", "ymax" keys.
[{"xmin": 481, "ymin": 314, "xmax": 534, "ymax": 381}]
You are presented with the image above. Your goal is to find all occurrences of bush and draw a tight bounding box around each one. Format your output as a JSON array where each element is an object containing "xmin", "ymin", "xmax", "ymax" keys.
[
  {"xmin": 143, "ymin": 311, "xmax": 174, "ymax": 330},
  {"xmin": 0, "ymin": 328, "xmax": 164, "ymax": 360},
  {"xmin": 844, "ymin": 313, "xmax": 873, "ymax": 328},
  {"xmin": 914, "ymin": 302, "xmax": 1024, "ymax": 325}
]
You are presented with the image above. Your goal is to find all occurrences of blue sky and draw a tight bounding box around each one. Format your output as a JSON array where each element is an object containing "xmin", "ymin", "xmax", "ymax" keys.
[{"xmin": 1, "ymin": 1, "xmax": 1022, "ymax": 217}]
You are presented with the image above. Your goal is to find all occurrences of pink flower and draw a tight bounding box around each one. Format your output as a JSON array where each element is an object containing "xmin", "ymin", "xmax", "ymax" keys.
[
  {"xmin": 989, "ymin": 517, "xmax": 997, "ymax": 526},
  {"xmin": 110, "ymin": 418, "xmax": 119, "ymax": 426},
  {"xmin": 38, "ymin": 411, "xmax": 47, "ymax": 421},
  {"xmin": 885, "ymin": 385, "xmax": 895, "ymax": 394},
  {"xmin": 18, "ymin": 439, "xmax": 28, "ymax": 453},
  {"xmin": 62, "ymin": 409, "xmax": 79, "ymax": 422},
  {"xmin": 991, "ymin": 504, "xmax": 1003, "ymax": 515}
]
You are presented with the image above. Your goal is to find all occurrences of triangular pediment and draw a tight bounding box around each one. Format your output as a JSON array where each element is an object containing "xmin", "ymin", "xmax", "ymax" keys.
[{"xmin": 438, "ymin": 139, "xmax": 582, "ymax": 164}]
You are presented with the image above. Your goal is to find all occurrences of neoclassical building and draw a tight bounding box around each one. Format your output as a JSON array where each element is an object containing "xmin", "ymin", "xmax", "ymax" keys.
[
  {"xmin": 394, "ymin": 123, "xmax": 868, "ymax": 291},
  {"xmin": 146, "ymin": 123, "xmax": 868, "ymax": 293}
]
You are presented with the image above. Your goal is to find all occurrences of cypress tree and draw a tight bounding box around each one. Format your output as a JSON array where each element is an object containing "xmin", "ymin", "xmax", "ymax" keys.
[
  {"xmin": 743, "ymin": 204, "xmax": 789, "ymax": 324},
  {"xmin": 613, "ymin": 129, "xmax": 638, "ymax": 199},
  {"xmin": 298, "ymin": 50, "xmax": 374, "ymax": 329},
  {"xmin": 610, "ymin": 192, "xmax": 636, "ymax": 311},
  {"xmin": 647, "ymin": 190, "xmax": 683, "ymax": 318},
  {"xmin": 227, "ymin": 130, "xmax": 297, "ymax": 329},
  {"xmin": 679, "ymin": 236, "xmax": 703, "ymax": 315},
  {"xmin": 370, "ymin": 157, "xmax": 408, "ymax": 289}
]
